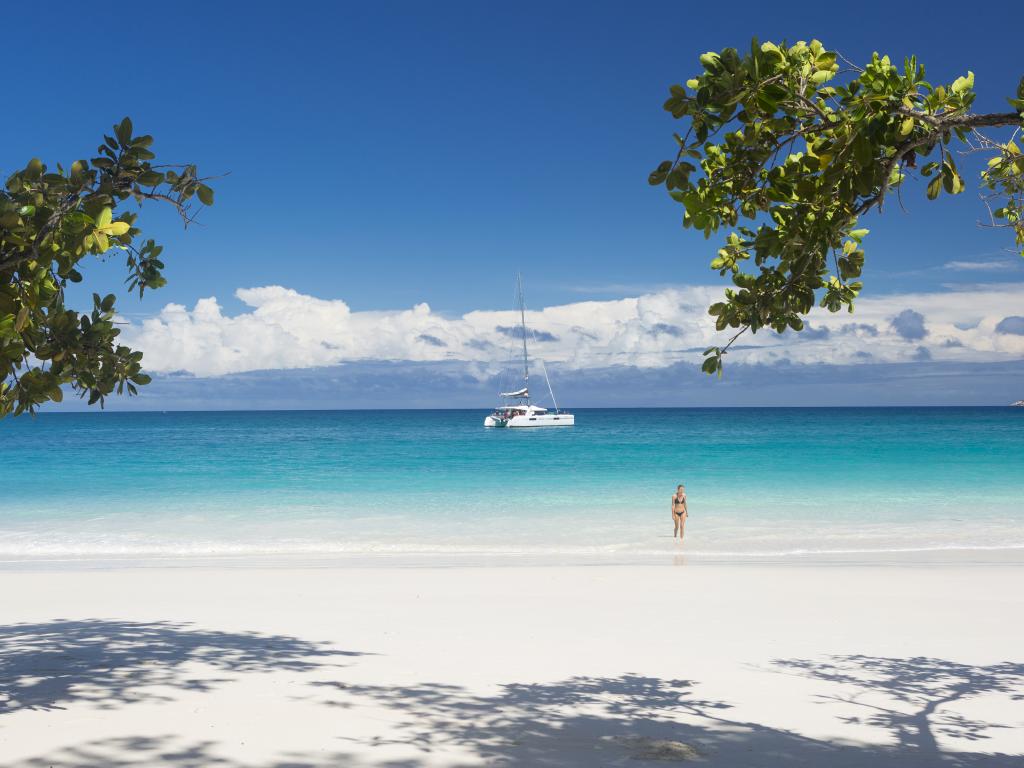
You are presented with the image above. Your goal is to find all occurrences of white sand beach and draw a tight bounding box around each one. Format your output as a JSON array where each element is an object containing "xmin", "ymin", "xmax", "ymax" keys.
[{"xmin": 1, "ymin": 562, "xmax": 1021, "ymax": 767}]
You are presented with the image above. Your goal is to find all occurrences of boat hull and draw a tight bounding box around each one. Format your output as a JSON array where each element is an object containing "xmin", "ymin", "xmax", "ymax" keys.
[{"xmin": 484, "ymin": 413, "xmax": 574, "ymax": 428}]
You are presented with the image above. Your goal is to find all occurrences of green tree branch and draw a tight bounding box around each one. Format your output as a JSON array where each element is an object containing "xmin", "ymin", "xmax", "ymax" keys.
[
  {"xmin": 650, "ymin": 40, "xmax": 1024, "ymax": 375},
  {"xmin": 0, "ymin": 118, "xmax": 215, "ymax": 416}
]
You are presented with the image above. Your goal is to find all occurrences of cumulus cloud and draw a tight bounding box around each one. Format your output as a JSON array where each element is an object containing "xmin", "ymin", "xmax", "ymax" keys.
[
  {"xmin": 801, "ymin": 324, "xmax": 831, "ymax": 340},
  {"xmin": 839, "ymin": 323, "xmax": 879, "ymax": 337},
  {"xmin": 496, "ymin": 325, "xmax": 559, "ymax": 342},
  {"xmin": 649, "ymin": 323, "xmax": 685, "ymax": 337},
  {"xmin": 120, "ymin": 283, "xmax": 1024, "ymax": 377},
  {"xmin": 417, "ymin": 334, "xmax": 447, "ymax": 347},
  {"xmin": 955, "ymin": 319, "xmax": 981, "ymax": 331},
  {"xmin": 995, "ymin": 316, "xmax": 1024, "ymax": 335},
  {"xmin": 890, "ymin": 309, "xmax": 928, "ymax": 341}
]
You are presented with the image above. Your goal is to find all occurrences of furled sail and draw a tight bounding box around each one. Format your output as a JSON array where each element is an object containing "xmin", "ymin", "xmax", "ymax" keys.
[{"xmin": 500, "ymin": 387, "xmax": 529, "ymax": 398}]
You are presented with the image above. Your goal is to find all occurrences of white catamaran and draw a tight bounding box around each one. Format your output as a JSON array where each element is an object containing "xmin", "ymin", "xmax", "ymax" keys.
[{"xmin": 484, "ymin": 275, "xmax": 574, "ymax": 428}]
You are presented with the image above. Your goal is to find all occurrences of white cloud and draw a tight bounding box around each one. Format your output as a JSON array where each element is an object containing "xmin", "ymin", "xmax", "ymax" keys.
[
  {"xmin": 121, "ymin": 283, "xmax": 1024, "ymax": 377},
  {"xmin": 943, "ymin": 259, "xmax": 1020, "ymax": 272}
]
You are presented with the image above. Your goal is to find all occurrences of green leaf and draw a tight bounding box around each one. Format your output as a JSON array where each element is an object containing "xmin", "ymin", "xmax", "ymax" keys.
[
  {"xmin": 115, "ymin": 117, "xmax": 133, "ymax": 145},
  {"xmin": 815, "ymin": 51, "xmax": 836, "ymax": 70},
  {"xmin": 950, "ymin": 71, "xmax": 974, "ymax": 95},
  {"xmin": 137, "ymin": 170, "xmax": 165, "ymax": 187},
  {"xmin": 942, "ymin": 164, "xmax": 960, "ymax": 194},
  {"xmin": 699, "ymin": 52, "xmax": 721, "ymax": 70},
  {"xmin": 927, "ymin": 176, "xmax": 942, "ymax": 200},
  {"xmin": 197, "ymin": 184, "xmax": 214, "ymax": 206}
]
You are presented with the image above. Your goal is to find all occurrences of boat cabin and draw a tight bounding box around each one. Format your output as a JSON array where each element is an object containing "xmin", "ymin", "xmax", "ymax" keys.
[{"xmin": 489, "ymin": 404, "xmax": 548, "ymax": 419}]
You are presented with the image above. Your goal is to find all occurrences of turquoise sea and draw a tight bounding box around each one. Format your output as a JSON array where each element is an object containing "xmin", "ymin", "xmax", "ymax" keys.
[{"xmin": 2, "ymin": 408, "xmax": 1023, "ymax": 565}]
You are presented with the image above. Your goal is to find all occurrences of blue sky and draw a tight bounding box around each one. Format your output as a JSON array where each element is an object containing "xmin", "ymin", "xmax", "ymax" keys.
[{"xmin": 4, "ymin": 1, "xmax": 1023, "ymax": 407}]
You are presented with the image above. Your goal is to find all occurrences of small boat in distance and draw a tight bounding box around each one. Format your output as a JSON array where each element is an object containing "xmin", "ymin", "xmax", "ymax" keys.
[{"xmin": 484, "ymin": 275, "xmax": 574, "ymax": 428}]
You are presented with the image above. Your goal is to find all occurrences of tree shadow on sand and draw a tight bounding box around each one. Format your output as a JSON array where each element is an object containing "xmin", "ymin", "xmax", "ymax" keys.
[
  {"xmin": 0, "ymin": 619, "xmax": 365, "ymax": 715},
  {"xmin": 772, "ymin": 655, "xmax": 1024, "ymax": 762},
  {"xmin": 317, "ymin": 657, "xmax": 1024, "ymax": 767},
  {"xmin": 3, "ymin": 650, "xmax": 1021, "ymax": 766},
  {"xmin": 2, "ymin": 735, "xmax": 238, "ymax": 768}
]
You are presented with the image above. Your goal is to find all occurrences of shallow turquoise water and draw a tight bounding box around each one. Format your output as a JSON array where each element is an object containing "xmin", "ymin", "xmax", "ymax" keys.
[{"xmin": 2, "ymin": 408, "xmax": 1023, "ymax": 563}]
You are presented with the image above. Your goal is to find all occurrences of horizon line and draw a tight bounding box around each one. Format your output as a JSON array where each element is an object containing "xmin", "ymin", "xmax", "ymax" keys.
[{"xmin": 33, "ymin": 404, "xmax": 1024, "ymax": 416}]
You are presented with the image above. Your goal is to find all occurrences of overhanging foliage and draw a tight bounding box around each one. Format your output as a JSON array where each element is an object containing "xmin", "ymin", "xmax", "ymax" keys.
[
  {"xmin": 650, "ymin": 40, "xmax": 1024, "ymax": 374},
  {"xmin": 0, "ymin": 118, "xmax": 213, "ymax": 416}
]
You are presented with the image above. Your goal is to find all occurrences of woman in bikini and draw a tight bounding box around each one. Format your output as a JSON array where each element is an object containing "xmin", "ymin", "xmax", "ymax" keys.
[{"xmin": 671, "ymin": 484, "xmax": 688, "ymax": 540}]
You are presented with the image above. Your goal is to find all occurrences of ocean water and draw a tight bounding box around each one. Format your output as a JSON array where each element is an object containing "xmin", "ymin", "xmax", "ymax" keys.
[{"xmin": 2, "ymin": 408, "xmax": 1023, "ymax": 566}]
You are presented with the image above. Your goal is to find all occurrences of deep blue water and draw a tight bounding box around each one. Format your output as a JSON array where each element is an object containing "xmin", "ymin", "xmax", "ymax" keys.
[{"xmin": 2, "ymin": 408, "xmax": 1023, "ymax": 562}]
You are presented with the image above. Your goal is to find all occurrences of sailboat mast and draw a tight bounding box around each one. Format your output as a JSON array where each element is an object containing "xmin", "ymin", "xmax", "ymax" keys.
[{"xmin": 517, "ymin": 273, "xmax": 529, "ymax": 391}]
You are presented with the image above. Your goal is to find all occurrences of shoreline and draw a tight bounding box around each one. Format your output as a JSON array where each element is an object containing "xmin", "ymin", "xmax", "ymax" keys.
[{"xmin": 2, "ymin": 543, "xmax": 1024, "ymax": 571}]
